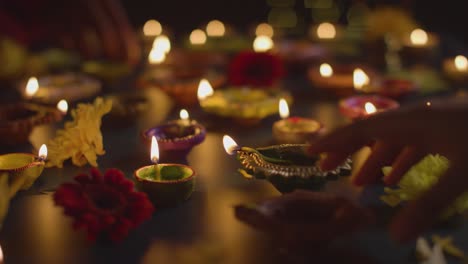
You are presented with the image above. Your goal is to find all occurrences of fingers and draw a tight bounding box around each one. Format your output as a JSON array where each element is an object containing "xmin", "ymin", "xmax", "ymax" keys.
[
  {"xmin": 353, "ymin": 141, "xmax": 401, "ymax": 186},
  {"xmin": 308, "ymin": 123, "xmax": 368, "ymax": 156},
  {"xmin": 320, "ymin": 151, "xmax": 354, "ymax": 171},
  {"xmin": 384, "ymin": 146, "xmax": 425, "ymax": 186},
  {"xmin": 390, "ymin": 164, "xmax": 467, "ymax": 242}
]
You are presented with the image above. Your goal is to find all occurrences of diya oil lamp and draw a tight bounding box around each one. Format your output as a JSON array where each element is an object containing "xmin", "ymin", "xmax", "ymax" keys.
[
  {"xmin": 272, "ymin": 99, "xmax": 323, "ymax": 144},
  {"xmin": 0, "ymin": 144, "xmax": 47, "ymax": 200},
  {"xmin": 19, "ymin": 74, "xmax": 101, "ymax": 104},
  {"xmin": 0, "ymin": 102, "xmax": 64, "ymax": 145},
  {"xmin": 338, "ymin": 95, "xmax": 399, "ymax": 121},
  {"xmin": 223, "ymin": 135, "xmax": 351, "ymax": 193},
  {"xmin": 142, "ymin": 109, "xmax": 206, "ymax": 162},
  {"xmin": 134, "ymin": 136, "xmax": 196, "ymax": 206},
  {"xmin": 400, "ymin": 28, "xmax": 439, "ymax": 65},
  {"xmin": 198, "ymin": 79, "xmax": 293, "ymax": 126},
  {"xmin": 255, "ymin": 23, "xmax": 274, "ymax": 38},
  {"xmin": 310, "ymin": 22, "xmax": 342, "ymax": 41},
  {"xmin": 140, "ymin": 19, "xmax": 164, "ymax": 52},
  {"xmin": 443, "ymin": 55, "xmax": 468, "ymax": 83},
  {"xmin": 253, "ymin": 35, "xmax": 274, "ymax": 53}
]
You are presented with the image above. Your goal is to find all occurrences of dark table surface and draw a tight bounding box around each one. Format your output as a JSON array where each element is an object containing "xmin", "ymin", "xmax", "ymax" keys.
[{"xmin": 1, "ymin": 74, "xmax": 467, "ymax": 264}]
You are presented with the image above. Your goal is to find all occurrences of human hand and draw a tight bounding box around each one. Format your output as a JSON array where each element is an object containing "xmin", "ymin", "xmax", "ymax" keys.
[
  {"xmin": 308, "ymin": 99, "xmax": 468, "ymax": 242},
  {"xmin": 234, "ymin": 190, "xmax": 373, "ymax": 246}
]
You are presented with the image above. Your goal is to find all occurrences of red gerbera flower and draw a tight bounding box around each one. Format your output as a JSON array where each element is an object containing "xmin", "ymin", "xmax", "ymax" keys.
[
  {"xmin": 54, "ymin": 168, "xmax": 154, "ymax": 242},
  {"xmin": 228, "ymin": 51, "xmax": 285, "ymax": 87}
]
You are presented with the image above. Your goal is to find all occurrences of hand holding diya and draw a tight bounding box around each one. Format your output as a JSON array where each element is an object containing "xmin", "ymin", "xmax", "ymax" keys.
[
  {"xmin": 223, "ymin": 135, "xmax": 351, "ymax": 193},
  {"xmin": 339, "ymin": 95, "xmax": 399, "ymax": 121},
  {"xmin": 142, "ymin": 109, "xmax": 206, "ymax": 162},
  {"xmin": 272, "ymin": 99, "xmax": 323, "ymax": 144},
  {"xmin": 134, "ymin": 136, "xmax": 196, "ymax": 207},
  {"xmin": 0, "ymin": 145, "xmax": 47, "ymax": 226}
]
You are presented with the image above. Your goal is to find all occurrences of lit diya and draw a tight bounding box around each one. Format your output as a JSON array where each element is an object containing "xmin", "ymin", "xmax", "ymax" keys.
[
  {"xmin": 400, "ymin": 28, "xmax": 439, "ymax": 65},
  {"xmin": 134, "ymin": 136, "xmax": 196, "ymax": 206},
  {"xmin": 443, "ymin": 55, "xmax": 468, "ymax": 83},
  {"xmin": 0, "ymin": 103, "xmax": 64, "ymax": 145},
  {"xmin": 272, "ymin": 99, "xmax": 323, "ymax": 144},
  {"xmin": 142, "ymin": 109, "xmax": 206, "ymax": 162},
  {"xmin": 339, "ymin": 95, "xmax": 399, "ymax": 120},
  {"xmin": 198, "ymin": 79, "xmax": 293, "ymax": 126},
  {"xmin": 223, "ymin": 135, "xmax": 352, "ymax": 193},
  {"xmin": 307, "ymin": 64, "xmax": 378, "ymax": 97}
]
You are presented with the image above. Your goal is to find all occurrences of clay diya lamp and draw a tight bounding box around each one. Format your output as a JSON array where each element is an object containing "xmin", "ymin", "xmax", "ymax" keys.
[
  {"xmin": 272, "ymin": 99, "xmax": 323, "ymax": 144},
  {"xmin": 142, "ymin": 109, "xmax": 206, "ymax": 162},
  {"xmin": 373, "ymin": 78, "xmax": 418, "ymax": 99},
  {"xmin": 0, "ymin": 103, "xmax": 64, "ymax": 145},
  {"xmin": 0, "ymin": 144, "xmax": 47, "ymax": 200},
  {"xmin": 19, "ymin": 73, "xmax": 101, "ymax": 104},
  {"xmin": 223, "ymin": 136, "xmax": 352, "ymax": 193},
  {"xmin": 275, "ymin": 39, "xmax": 328, "ymax": 71},
  {"xmin": 307, "ymin": 64, "xmax": 378, "ymax": 97},
  {"xmin": 134, "ymin": 136, "xmax": 196, "ymax": 207},
  {"xmin": 198, "ymin": 80, "xmax": 293, "ymax": 126},
  {"xmin": 400, "ymin": 28, "xmax": 439, "ymax": 66},
  {"xmin": 443, "ymin": 55, "xmax": 468, "ymax": 84},
  {"xmin": 339, "ymin": 95, "xmax": 399, "ymax": 121}
]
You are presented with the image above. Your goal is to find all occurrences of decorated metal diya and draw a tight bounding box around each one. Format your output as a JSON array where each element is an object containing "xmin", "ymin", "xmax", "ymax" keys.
[
  {"xmin": 134, "ymin": 137, "xmax": 196, "ymax": 206},
  {"xmin": 339, "ymin": 95, "xmax": 399, "ymax": 121},
  {"xmin": 199, "ymin": 85, "xmax": 293, "ymax": 126},
  {"xmin": 142, "ymin": 110, "xmax": 206, "ymax": 161},
  {"xmin": 19, "ymin": 73, "xmax": 101, "ymax": 104},
  {"xmin": 223, "ymin": 136, "xmax": 352, "ymax": 193},
  {"xmin": 0, "ymin": 103, "xmax": 63, "ymax": 145}
]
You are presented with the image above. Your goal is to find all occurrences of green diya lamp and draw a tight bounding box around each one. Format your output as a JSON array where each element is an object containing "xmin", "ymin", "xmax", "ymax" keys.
[
  {"xmin": 134, "ymin": 136, "xmax": 196, "ymax": 207},
  {"xmin": 0, "ymin": 144, "xmax": 47, "ymax": 197},
  {"xmin": 223, "ymin": 135, "xmax": 351, "ymax": 193},
  {"xmin": 198, "ymin": 81, "xmax": 293, "ymax": 126}
]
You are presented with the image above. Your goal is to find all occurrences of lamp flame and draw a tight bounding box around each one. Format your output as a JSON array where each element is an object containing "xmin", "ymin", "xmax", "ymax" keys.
[
  {"xmin": 148, "ymin": 48, "xmax": 166, "ymax": 64},
  {"xmin": 317, "ymin": 22, "xmax": 336, "ymax": 39},
  {"xmin": 410, "ymin": 28, "xmax": 428, "ymax": 46},
  {"xmin": 189, "ymin": 29, "xmax": 207, "ymax": 45},
  {"xmin": 353, "ymin": 68, "xmax": 370, "ymax": 90},
  {"xmin": 223, "ymin": 135, "xmax": 240, "ymax": 155},
  {"xmin": 319, "ymin": 63, "xmax": 333, "ymax": 77},
  {"xmin": 26, "ymin": 77, "xmax": 39, "ymax": 97},
  {"xmin": 253, "ymin": 36, "xmax": 274, "ymax": 52},
  {"xmin": 38, "ymin": 144, "xmax": 47, "ymax": 160},
  {"xmin": 180, "ymin": 109, "xmax": 189, "ymax": 120},
  {"xmin": 255, "ymin": 23, "xmax": 274, "ymax": 37},
  {"xmin": 57, "ymin": 99, "xmax": 68, "ymax": 114},
  {"xmin": 279, "ymin": 98, "xmax": 289, "ymax": 119},
  {"xmin": 152, "ymin": 35, "xmax": 171, "ymax": 54},
  {"xmin": 197, "ymin": 79, "xmax": 214, "ymax": 101},
  {"xmin": 151, "ymin": 136, "xmax": 159, "ymax": 164},
  {"xmin": 206, "ymin": 20, "xmax": 225, "ymax": 37},
  {"xmin": 143, "ymin": 19, "xmax": 162, "ymax": 36},
  {"xmin": 454, "ymin": 55, "xmax": 468, "ymax": 71},
  {"xmin": 364, "ymin": 102, "xmax": 377, "ymax": 114}
]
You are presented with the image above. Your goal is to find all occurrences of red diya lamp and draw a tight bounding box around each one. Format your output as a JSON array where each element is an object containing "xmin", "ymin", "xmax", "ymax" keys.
[
  {"xmin": 272, "ymin": 99, "xmax": 323, "ymax": 144},
  {"xmin": 142, "ymin": 109, "xmax": 206, "ymax": 162},
  {"xmin": 339, "ymin": 95, "xmax": 399, "ymax": 121}
]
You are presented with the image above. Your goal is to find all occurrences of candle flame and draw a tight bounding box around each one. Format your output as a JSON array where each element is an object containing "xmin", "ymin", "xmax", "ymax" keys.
[
  {"xmin": 364, "ymin": 102, "xmax": 377, "ymax": 114},
  {"xmin": 317, "ymin": 22, "xmax": 336, "ymax": 39},
  {"xmin": 223, "ymin": 135, "xmax": 240, "ymax": 155},
  {"xmin": 319, "ymin": 63, "xmax": 333, "ymax": 77},
  {"xmin": 206, "ymin": 20, "xmax": 225, "ymax": 37},
  {"xmin": 253, "ymin": 35, "xmax": 274, "ymax": 52},
  {"xmin": 454, "ymin": 55, "xmax": 468, "ymax": 71},
  {"xmin": 143, "ymin": 19, "xmax": 162, "ymax": 36},
  {"xmin": 57, "ymin": 99, "xmax": 68, "ymax": 114},
  {"xmin": 197, "ymin": 79, "xmax": 214, "ymax": 101},
  {"xmin": 410, "ymin": 28, "xmax": 428, "ymax": 46},
  {"xmin": 353, "ymin": 68, "xmax": 370, "ymax": 90},
  {"xmin": 26, "ymin": 77, "xmax": 39, "ymax": 97},
  {"xmin": 148, "ymin": 47, "xmax": 166, "ymax": 64},
  {"xmin": 426, "ymin": 101, "xmax": 432, "ymax": 107},
  {"xmin": 278, "ymin": 98, "xmax": 289, "ymax": 119},
  {"xmin": 255, "ymin": 23, "xmax": 274, "ymax": 37},
  {"xmin": 190, "ymin": 29, "xmax": 207, "ymax": 45},
  {"xmin": 152, "ymin": 35, "xmax": 171, "ymax": 54},
  {"xmin": 180, "ymin": 109, "xmax": 189, "ymax": 120},
  {"xmin": 38, "ymin": 144, "xmax": 47, "ymax": 160},
  {"xmin": 151, "ymin": 136, "xmax": 159, "ymax": 164}
]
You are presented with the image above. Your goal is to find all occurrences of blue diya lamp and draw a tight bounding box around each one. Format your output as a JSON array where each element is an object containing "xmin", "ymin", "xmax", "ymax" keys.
[
  {"xmin": 142, "ymin": 109, "xmax": 206, "ymax": 162},
  {"xmin": 223, "ymin": 135, "xmax": 352, "ymax": 193}
]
